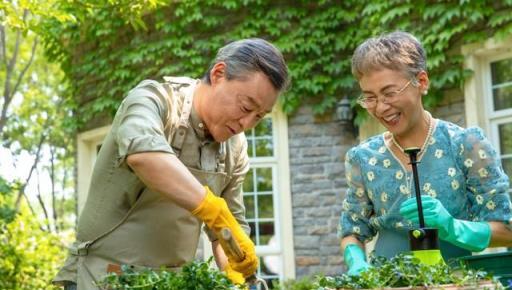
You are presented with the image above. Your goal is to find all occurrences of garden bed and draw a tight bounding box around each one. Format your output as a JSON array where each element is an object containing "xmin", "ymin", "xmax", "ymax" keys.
[{"xmin": 98, "ymin": 254, "xmax": 504, "ymax": 290}]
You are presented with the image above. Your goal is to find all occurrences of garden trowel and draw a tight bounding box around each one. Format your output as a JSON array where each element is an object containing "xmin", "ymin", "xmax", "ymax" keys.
[
  {"xmin": 404, "ymin": 147, "xmax": 445, "ymax": 266},
  {"xmin": 221, "ymin": 228, "xmax": 269, "ymax": 290}
]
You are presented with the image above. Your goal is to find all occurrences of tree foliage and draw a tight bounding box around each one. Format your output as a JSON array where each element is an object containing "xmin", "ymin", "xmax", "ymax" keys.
[
  {"xmin": 39, "ymin": 0, "xmax": 512, "ymax": 127},
  {"xmin": 0, "ymin": 177, "xmax": 65, "ymax": 290}
]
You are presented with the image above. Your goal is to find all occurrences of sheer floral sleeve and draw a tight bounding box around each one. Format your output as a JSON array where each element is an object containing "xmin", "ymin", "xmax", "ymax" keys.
[
  {"xmin": 339, "ymin": 147, "xmax": 377, "ymax": 243},
  {"xmin": 455, "ymin": 127, "xmax": 512, "ymax": 222}
]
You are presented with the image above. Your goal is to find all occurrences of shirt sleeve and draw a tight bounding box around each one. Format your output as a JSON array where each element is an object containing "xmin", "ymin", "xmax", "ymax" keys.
[
  {"xmin": 338, "ymin": 147, "xmax": 377, "ymax": 243},
  {"xmin": 204, "ymin": 135, "xmax": 251, "ymax": 242},
  {"xmin": 455, "ymin": 127, "xmax": 512, "ymax": 222},
  {"xmin": 115, "ymin": 82, "xmax": 175, "ymax": 166}
]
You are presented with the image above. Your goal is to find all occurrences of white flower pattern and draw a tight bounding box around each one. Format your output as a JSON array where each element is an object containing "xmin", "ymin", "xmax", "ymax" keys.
[
  {"xmin": 378, "ymin": 146, "xmax": 387, "ymax": 154},
  {"xmin": 367, "ymin": 171, "xmax": 375, "ymax": 181},
  {"xmin": 464, "ymin": 159, "xmax": 474, "ymax": 168},
  {"xmin": 451, "ymin": 180, "xmax": 459, "ymax": 190},
  {"xmin": 486, "ymin": 200, "xmax": 496, "ymax": 211},
  {"xmin": 448, "ymin": 168, "xmax": 456, "ymax": 177},
  {"xmin": 395, "ymin": 170, "xmax": 404, "ymax": 180},
  {"xmin": 369, "ymin": 157, "xmax": 377, "ymax": 166},
  {"xmin": 381, "ymin": 192, "xmax": 388, "ymax": 203},
  {"xmin": 476, "ymin": 195, "xmax": 484, "ymax": 205},
  {"xmin": 423, "ymin": 183, "xmax": 431, "ymax": 192},
  {"xmin": 383, "ymin": 159, "xmax": 391, "ymax": 168},
  {"xmin": 435, "ymin": 149, "xmax": 444, "ymax": 158},
  {"xmin": 479, "ymin": 149, "xmax": 487, "ymax": 159},
  {"xmin": 478, "ymin": 168, "xmax": 488, "ymax": 178}
]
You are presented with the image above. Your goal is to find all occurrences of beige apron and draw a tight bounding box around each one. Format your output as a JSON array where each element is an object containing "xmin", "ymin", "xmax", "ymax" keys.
[{"xmin": 56, "ymin": 78, "xmax": 231, "ymax": 289}]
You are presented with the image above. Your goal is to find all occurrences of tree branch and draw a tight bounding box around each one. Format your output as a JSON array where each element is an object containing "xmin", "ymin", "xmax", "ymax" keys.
[
  {"xmin": 14, "ymin": 132, "xmax": 46, "ymax": 211},
  {"xmin": 0, "ymin": 9, "xmax": 28, "ymax": 137},
  {"xmin": 50, "ymin": 144, "xmax": 59, "ymax": 233},
  {"xmin": 11, "ymin": 36, "xmax": 38, "ymax": 101},
  {"xmin": 36, "ymin": 167, "xmax": 51, "ymax": 232},
  {"xmin": 0, "ymin": 23, "xmax": 6, "ymax": 66}
]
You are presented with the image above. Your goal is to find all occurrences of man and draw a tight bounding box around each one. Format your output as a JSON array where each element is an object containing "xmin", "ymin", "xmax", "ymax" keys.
[{"xmin": 54, "ymin": 38, "xmax": 289, "ymax": 289}]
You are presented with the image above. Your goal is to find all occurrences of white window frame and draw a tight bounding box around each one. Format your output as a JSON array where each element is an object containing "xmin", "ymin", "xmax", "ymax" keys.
[
  {"xmin": 76, "ymin": 125, "xmax": 111, "ymax": 215},
  {"xmin": 463, "ymin": 37, "xmax": 512, "ymax": 254},
  {"xmin": 247, "ymin": 108, "xmax": 295, "ymax": 281}
]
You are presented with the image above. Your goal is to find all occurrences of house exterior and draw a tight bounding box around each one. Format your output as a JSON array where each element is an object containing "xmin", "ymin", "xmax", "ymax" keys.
[{"xmin": 73, "ymin": 31, "xmax": 512, "ymax": 289}]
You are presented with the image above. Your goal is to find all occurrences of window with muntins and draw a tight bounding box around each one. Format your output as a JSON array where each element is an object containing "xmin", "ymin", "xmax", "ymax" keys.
[
  {"xmin": 488, "ymin": 56, "xmax": 512, "ymax": 192},
  {"xmin": 244, "ymin": 116, "xmax": 282, "ymax": 288}
]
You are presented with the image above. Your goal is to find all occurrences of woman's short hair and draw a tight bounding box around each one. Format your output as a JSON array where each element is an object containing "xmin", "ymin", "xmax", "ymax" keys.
[
  {"xmin": 203, "ymin": 38, "xmax": 289, "ymax": 92},
  {"xmin": 351, "ymin": 31, "xmax": 426, "ymax": 81}
]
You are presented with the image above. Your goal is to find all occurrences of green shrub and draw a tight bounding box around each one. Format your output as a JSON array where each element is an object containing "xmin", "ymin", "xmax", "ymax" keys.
[{"xmin": 0, "ymin": 177, "xmax": 66, "ymax": 290}]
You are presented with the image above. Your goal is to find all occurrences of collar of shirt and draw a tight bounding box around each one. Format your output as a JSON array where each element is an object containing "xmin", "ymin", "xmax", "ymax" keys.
[{"xmin": 189, "ymin": 103, "xmax": 214, "ymax": 143}]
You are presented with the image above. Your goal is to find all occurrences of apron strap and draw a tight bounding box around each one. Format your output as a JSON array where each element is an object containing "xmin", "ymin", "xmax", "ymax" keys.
[{"xmin": 167, "ymin": 78, "xmax": 196, "ymax": 157}]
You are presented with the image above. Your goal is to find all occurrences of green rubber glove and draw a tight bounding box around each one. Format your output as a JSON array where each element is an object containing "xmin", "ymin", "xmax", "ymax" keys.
[
  {"xmin": 399, "ymin": 195, "xmax": 491, "ymax": 252},
  {"xmin": 344, "ymin": 244, "xmax": 371, "ymax": 276}
]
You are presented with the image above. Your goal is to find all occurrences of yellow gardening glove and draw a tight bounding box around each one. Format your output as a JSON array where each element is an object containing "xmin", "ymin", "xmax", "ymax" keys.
[
  {"xmin": 224, "ymin": 263, "xmax": 246, "ymax": 286},
  {"xmin": 192, "ymin": 186, "xmax": 258, "ymax": 278}
]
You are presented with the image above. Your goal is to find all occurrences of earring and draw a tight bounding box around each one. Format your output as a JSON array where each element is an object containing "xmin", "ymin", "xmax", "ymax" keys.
[{"xmin": 423, "ymin": 90, "xmax": 428, "ymax": 95}]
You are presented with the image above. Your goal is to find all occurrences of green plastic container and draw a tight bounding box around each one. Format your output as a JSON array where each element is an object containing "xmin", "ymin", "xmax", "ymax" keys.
[
  {"xmin": 461, "ymin": 251, "xmax": 512, "ymax": 289},
  {"xmin": 498, "ymin": 274, "xmax": 512, "ymax": 289}
]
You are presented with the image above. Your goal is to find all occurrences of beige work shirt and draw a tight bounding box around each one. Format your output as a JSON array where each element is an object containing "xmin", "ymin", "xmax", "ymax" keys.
[{"xmin": 54, "ymin": 77, "xmax": 250, "ymax": 289}]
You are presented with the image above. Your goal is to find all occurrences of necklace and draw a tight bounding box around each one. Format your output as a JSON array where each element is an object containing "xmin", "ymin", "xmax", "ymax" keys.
[{"xmin": 391, "ymin": 111, "xmax": 434, "ymax": 157}]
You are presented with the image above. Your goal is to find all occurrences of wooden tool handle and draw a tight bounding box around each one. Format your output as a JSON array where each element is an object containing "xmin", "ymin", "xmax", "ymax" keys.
[{"xmin": 220, "ymin": 228, "xmax": 245, "ymax": 262}]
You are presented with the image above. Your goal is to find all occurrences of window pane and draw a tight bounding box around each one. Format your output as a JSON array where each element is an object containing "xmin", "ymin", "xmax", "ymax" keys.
[
  {"xmin": 243, "ymin": 168, "xmax": 254, "ymax": 192},
  {"xmin": 244, "ymin": 195, "xmax": 255, "ymax": 219},
  {"xmin": 255, "ymin": 118, "xmax": 273, "ymax": 137},
  {"xmin": 255, "ymin": 137, "xmax": 274, "ymax": 157},
  {"xmin": 256, "ymin": 168, "xmax": 273, "ymax": 192},
  {"xmin": 499, "ymin": 122, "xmax": 512, "ymax": 155},
  {"xmin": 492, "ymin": 86, "xmax": 512, "ymax": 111},
  {"xmin": 246, "ymin": 117, "xmax": 274, "ymax": 157},
  {"xmin": 491, "ymin": 58, "xmax": 512, "ymax": 111},
  {"xmin": 258, "ymin": 194, "xmax": 274, "ymax": 219},
  {"xmin": 247, "ymin": 139, "xmax": 254, "ymax": 157},
  {"xmin": 502, "ymin": 157, "xmax": 512, "ymax": 189},
  {"xmin": 258, "ymin": 221, "xmax": 275, "ymax": 245},
  {"xmin": 491, "ymin": 58, "xmax": 512, "ymax": 84}
]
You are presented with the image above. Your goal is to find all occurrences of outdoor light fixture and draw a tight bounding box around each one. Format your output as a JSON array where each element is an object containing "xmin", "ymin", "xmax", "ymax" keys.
[{"xmin": 336, "ymin": 96, "xmax": 353, "ymax": 124}]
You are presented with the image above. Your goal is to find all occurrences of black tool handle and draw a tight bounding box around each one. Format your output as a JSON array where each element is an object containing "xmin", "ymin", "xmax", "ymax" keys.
[{"xmin": 404, "ymin": 147, "xmax": 425, "ymax": 228}]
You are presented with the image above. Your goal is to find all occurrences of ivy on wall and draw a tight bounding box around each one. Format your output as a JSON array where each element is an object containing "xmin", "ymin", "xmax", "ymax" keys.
[{"xmin": 42, "ymin": 0, "xmax": 512, "ymax": 128}]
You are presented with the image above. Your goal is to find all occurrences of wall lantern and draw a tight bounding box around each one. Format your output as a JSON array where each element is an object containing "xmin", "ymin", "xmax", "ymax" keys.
[{"xmin": 336, "ymin": 96, "xmax": 353, "ymax": 124}]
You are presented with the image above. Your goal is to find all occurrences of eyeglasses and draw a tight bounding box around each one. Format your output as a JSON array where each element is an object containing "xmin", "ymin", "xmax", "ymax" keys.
[{"xmin": 357, "ymin": 79, "xmax": 413, "ymax": 109}]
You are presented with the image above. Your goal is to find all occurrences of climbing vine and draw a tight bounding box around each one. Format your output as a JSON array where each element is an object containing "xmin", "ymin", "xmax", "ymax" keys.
[{"xmin": 41, "ymin": 0, "xmax": 512, "ymax": 127}]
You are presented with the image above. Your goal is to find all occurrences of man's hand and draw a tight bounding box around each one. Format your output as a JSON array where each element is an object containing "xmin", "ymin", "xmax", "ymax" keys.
[
  {"xmin": 192, "ymin": 186, "xmax": 258, "ymax": 277},
  {"xmin": 399, "ymin": 195, "xmax": 491, "ymax": 252},
  {"xmin": 224, "ymin": 263, "xmax": 245, "ymax": 285},
  {"xmin": 344, "ymin": 244, "xmax": 371, "ymax": 276}
]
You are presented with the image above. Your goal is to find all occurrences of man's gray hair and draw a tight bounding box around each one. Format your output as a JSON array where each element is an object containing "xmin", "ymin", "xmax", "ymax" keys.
[
  {"xmin": 203, "ymin": 38, "xmax": 289, "ymax": 91},
  {"xmin": 351, "ymin": 31, "xmax": 426, "ymax": 81}
]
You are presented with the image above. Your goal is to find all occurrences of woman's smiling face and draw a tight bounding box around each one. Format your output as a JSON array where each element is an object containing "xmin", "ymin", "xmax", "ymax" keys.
[{"xmin": 359, "ymin": 68, "xmax": 428, "ymax": 138}]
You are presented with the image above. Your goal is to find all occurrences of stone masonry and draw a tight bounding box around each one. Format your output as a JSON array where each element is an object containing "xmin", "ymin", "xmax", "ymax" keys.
[{"xmin": 287, "ymin": 105, "xmax": 358, "ymax": 278}]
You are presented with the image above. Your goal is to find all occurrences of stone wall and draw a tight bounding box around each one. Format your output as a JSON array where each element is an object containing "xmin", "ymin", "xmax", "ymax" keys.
[{"xmin": 287, "ymin": 106, "xmax": 358, "ymax": 277}]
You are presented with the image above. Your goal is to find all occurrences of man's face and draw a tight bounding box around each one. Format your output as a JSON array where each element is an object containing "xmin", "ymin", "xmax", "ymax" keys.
[{"xmin": 204, "ymin": 68, "xmax": 279, "ymax": 142}]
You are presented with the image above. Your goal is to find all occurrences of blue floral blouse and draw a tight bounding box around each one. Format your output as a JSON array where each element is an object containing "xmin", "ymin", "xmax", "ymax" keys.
[{"xmin": 339, "ymin": 119, "xmax": 512, "ymax": 243}]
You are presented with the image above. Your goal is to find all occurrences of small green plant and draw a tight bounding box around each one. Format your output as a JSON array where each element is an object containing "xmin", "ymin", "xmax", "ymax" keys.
[
  {"xmin": 97, "ymin": 257, "xmax": 241, "ymax": 290},
  {"xmin": 316, "ymin": 253, "xmax": 499, "ymax": 290}
]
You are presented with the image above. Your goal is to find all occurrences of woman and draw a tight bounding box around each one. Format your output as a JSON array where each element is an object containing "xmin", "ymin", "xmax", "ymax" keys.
[{"xmin": 339, "ymin": 31, "xmax": 512, "ymax": 276}]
